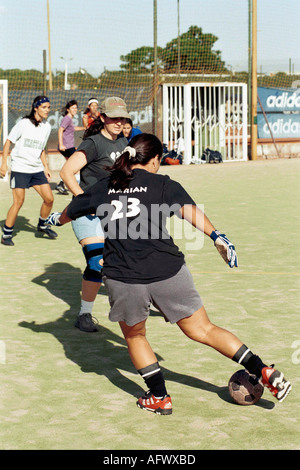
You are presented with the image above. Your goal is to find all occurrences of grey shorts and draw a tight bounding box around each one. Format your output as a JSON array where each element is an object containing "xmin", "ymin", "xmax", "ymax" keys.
[
  {"xmin": 103, "ymin": 264, "xmax": 203, "ymax": 326},
  {"xmin": 71, "ymin": 214, "xmax": 104, "ymax": 242}
]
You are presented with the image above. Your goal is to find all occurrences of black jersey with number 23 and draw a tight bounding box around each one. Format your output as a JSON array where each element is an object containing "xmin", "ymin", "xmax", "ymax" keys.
[{"xmin": 67, "ymin": 168, "xmax": 196, "ymax": 284}]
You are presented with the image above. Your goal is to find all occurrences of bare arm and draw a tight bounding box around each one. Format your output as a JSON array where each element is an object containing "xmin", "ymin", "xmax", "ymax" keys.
[
  {"xmin": 40, "ymin": 149, "xmax": 51, "ymax": 181},
  {"xmin": 180, "ymin": 204, "xmax": 238, "ymax": 268},
  {"xmin": 82, "ymin": 114, "xmax": 88, "ymax": 128},
  {"xmin": 59, "ymin": 206, "xmax": 72, "ymax": 225},
  {"xmin": 58, "ymin": 126, "xmax": 66, "ymax": 151},
  {"xmin": 60, "ymin": 150, "xmax": 87, "ymax": 196},
  {"xmin": 179, "ymin": 204, "xmax": 215, "ymax": 237},
  {"xmin": 0, "ymin": 139, "xmax": 12, "ymax": 177},
  {"xmin": 45, "ymin": 205, "xmax": 72, "ymax": 227}
]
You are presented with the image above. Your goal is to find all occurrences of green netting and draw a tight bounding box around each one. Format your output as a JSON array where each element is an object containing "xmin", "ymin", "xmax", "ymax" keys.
[{"xmin": 1, "ymin": 0, "xmax": 299, "ymax": 150}]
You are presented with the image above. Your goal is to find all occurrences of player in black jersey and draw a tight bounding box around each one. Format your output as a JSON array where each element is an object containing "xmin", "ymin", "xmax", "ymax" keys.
[{"xmin": 47, "ymin": 133, "xmax": 291, "ymax": 414}]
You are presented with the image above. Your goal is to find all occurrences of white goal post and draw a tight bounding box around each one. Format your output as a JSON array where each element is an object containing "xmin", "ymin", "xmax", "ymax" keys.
[{"xmin": 0, "ymin": 79, "xmax": 8, "ymax": 150}]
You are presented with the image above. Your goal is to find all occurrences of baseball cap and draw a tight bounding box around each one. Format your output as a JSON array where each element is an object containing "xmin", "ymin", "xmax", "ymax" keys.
[{"xmin": 100, "ymin": 97, "xmax": 131, "ymax": 119}]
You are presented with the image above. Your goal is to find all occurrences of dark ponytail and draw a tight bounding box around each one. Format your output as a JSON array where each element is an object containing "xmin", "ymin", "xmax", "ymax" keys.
[
  {"xmin": 83, "ymin": 116, "xmax": 104, "ymax": 139},
  {"xmin": 108, "ymin": 133, "xmax": 163, "ymax": 191}
]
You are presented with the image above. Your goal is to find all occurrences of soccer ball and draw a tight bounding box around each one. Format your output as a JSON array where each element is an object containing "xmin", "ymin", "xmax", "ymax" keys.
[{"xmin": 228, "ymin": 369, "xmax": 264, "ymax": 405}]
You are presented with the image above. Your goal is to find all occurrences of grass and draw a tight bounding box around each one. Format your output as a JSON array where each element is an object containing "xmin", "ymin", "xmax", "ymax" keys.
[{"xmin": 0, "ymin": 158, "xmax": 299, "ymax": 450}]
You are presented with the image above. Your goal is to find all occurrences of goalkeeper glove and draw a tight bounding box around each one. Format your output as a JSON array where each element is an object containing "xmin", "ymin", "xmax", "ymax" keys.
[
  {"xmin": 46, "ymin": 212, "xmax": 62, "ymax": 226},
  {"xmin": 210, "ymin": 230, "xmax": 238, "ymax": 268}
]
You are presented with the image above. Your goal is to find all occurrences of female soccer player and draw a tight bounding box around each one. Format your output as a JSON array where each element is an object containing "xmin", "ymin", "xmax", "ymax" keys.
[
  {"xmin": 48, "ymin": 133, "xmax": 292, "ymax": 413},
  {"xmin": 0, "ymin": 95, "xmax": 57, "ymax": 246},
  {"xmin": 121, "ymin": 117, "xmax": 142, "ymax": 142},
  {"xmin": 59, "ymin": 96, "xmax": 129, "ymax": 332},
  {"xmin": 82, "ymin": 98, "xmax": 100, "ymax": 129},
  {"xmin": 56, "ymin": 99, "xmax": 85, "ymax": 195}
]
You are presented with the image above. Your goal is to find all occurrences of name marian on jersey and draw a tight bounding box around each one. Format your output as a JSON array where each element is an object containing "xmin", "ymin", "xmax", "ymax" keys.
[
  {"xmin": 96, "ymin": 183, "xmax": 180, "ymax": 240},
  {"xmin": 108, "ymin": 186, "xmax": 147, "ymax": 194}
]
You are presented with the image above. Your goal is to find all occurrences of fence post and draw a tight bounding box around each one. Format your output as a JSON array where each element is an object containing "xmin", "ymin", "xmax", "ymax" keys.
[{"xmin": 251, "ymin": 0, "xmax": 257, "ymax": 160}]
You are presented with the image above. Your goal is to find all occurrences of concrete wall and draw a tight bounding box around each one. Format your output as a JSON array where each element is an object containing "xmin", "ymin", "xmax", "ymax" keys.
[
  {"xmin": 47, "ymin": 153, "xmax": 66, "ymax": 171},
  {"xmin": 255, "ymin": 140, "xmax": 300, "ymax": 159}
]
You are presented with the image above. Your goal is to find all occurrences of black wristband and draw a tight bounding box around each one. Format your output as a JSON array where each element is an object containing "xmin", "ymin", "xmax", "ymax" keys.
[{"xmin": 210, "ymin": 230, "xmax": 218, "ymax": 242}]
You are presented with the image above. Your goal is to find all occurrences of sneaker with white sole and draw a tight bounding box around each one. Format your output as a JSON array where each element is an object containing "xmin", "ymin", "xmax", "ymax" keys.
[
  {"xmin": 261, "ymin": 365, "xmax": 291, "ymax": 402},
  {"xmin": 56, "ymin": 181, "xmax": 69, "ymax": 195},
  {"xmin": 1, "ymin": 235, "xmax": 14, "ymax": 246},
  {"xmin": 137, "ymin": 390, "xmax": 172, "ymax": 415},
  {"xmin": 74, "ymin": 313, "xmax": 99, "ymax": 332},
  {"xmin": 37, "ymin": 225, "xmax": 58, "ymax": 239}
]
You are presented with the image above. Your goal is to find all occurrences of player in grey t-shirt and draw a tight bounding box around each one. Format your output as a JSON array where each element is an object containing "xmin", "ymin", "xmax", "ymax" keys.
[{"xmin": 59, "ymin": 97, "xmax": 130, "ymax": 332}]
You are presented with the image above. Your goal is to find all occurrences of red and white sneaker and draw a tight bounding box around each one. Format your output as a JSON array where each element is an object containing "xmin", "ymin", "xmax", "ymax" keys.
[
  {"xmin": 137, "ymin": 391, "xmax": 172, "ymax": 415},
  {"xmin": 261, "ymin": 365, "xmax": 291, "ymax": 402}
]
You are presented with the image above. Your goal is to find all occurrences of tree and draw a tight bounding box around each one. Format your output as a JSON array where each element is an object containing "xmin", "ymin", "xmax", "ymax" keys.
[
  {"xmin": 0, "ymin": 68, "xmax": 44, "ymax": 89},
  {"xmin": 163, "ymin": 25, "xmax": 227, "ymax": 73},
  {"xmin": 120, "ymin": 46, "xmax": 163, "ymax": 72},
  {"xmin": 119, "ymin": 25, "xmax": 227, "ymax": 74}
]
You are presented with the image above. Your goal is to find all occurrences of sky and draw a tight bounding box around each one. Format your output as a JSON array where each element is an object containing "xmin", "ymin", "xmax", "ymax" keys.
[{"xmin": 0, "ymin": 0, "xmax": 299, "ymax": 76}]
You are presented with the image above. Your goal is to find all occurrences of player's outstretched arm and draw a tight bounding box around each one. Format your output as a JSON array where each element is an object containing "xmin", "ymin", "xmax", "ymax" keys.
[
  {"xmin": 179, "ymin": 204, "xmax": 215, "ymax": 236},
  {"xmin": 179, "ymin": 204, "xmax": 238, "ymax": 268},
  {"xmin": 46, "ymin": 206, "xmax": 71, "ymax": 227}
]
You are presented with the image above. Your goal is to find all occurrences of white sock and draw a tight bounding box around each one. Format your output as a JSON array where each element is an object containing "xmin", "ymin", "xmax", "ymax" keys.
[{"xmin": 79, "ymin": 300, "xmax": 94, "ymax": 315}]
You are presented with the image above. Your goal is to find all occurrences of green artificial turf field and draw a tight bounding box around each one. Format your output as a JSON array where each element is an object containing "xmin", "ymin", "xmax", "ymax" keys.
[{"xmin": 0, "ymin": 158, "xmax": 299, "ymax": 450}]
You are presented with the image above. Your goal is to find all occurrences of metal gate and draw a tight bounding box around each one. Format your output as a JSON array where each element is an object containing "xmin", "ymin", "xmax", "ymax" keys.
[{"xmin": 162, "ymin": 82, "xmax": 248, "ymax": 163}]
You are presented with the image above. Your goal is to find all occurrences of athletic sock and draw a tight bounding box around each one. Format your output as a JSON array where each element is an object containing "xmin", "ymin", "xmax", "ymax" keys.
[
  {"xmin": 79, "ymin": 299, "xmax": 94, "ymax": 316},
  {"xmin": 138, "ymin": 362, "xmax": 167, "ymax": 398},
  {"xmin": 38, "ymin": 216, "xmax": 47, "ymax": 228},
  {"xmin": 2, "ymin": 224, "xmax": 14, "ymax": 239},
  {"xmin": 232, "ymin": 344, "xmax": 267, "ymax": 378}
]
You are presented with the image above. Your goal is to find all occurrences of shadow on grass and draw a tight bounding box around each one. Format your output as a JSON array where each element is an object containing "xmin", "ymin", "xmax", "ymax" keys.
[
  {"xmin": 162, "ymin": 367, "xmax": 274, "ymax": 409},
  {"xmin": 0, "ymin": 216, "xmax": 37, "ymax": 236},
  {"xmin": 18, "ymin": 261, "xmax": 275, "ymax": 409},
  {"xmin": 0, "ymin": 215, "xmax": 62, "ymax": 242}
]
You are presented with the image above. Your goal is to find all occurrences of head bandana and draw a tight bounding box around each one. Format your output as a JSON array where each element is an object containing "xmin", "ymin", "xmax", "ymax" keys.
[
  {"xmin": 34, "ymin": 97, "xmax": 50, "ymax": 108},
  {"xmin": 88, "ymin": 99, "xmax": 99, "ymax": 106}
]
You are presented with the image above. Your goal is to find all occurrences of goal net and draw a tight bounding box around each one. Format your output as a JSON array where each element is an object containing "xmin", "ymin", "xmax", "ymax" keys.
[{"xmin": 1, "ymin": 1, "xmax": 299, "ymax": 155}]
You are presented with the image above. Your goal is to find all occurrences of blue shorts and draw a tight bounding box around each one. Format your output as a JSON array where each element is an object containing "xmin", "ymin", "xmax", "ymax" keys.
[
  {"xmin": 10, "ymin": 171, "xmax": 48, "ymax": 189},
  {"xmin": 71, "ymin": 214, "xmax": 104, "ymax": 243}
]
